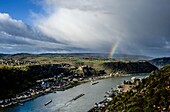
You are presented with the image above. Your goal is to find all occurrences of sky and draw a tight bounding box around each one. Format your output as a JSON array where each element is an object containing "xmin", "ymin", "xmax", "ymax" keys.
[{"xmin": 0, "ymin": 0, "xmax": 170, "ymax": 57}]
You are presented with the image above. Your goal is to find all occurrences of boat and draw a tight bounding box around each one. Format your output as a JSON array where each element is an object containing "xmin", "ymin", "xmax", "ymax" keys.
[
  {"xmin": 91, "ymin": 81, "xmax": 99, "ymax": 85},
  {"xmin": 72, "ymin": 94, "xmax": 85, "ymax": 100},
  {"xmin": 44, "ymin": 100, "xmax": 52, "ymax": 106},
  {"xmin": 19, "ymin": 97, "xmax": 32, "ymax": 103},
  {"xmin": 67, "ymin": 94, "xmax": 85, "ymax": 103}
]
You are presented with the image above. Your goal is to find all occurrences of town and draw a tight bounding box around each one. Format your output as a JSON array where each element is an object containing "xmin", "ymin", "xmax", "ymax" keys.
[{"xmin": 0, "ymin": 63, "xmax": 106, "ymax": 109}]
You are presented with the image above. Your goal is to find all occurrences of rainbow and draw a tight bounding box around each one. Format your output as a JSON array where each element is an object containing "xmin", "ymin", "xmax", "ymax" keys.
[{"xmin": 109, "ymin": 39, "xmax": 121, "ymax": 58}]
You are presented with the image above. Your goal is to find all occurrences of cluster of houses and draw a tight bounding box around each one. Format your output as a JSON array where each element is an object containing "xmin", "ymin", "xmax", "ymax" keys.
[
  {"xmin": 0, "ymin": 71, "xmax": 87, "ymax": 109},
  {"xmin": 0, "ymin": 59, "xmax": 38, "ymax": 66},
  {"xmin": 88, "ymin": 88, "xmax": 117, "ymax": 112}
]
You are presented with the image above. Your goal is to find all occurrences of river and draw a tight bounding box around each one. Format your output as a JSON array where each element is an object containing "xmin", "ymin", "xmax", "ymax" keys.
[{"xmin": 2, "ymin": 74, "xmax": 148, "ymax": 112}]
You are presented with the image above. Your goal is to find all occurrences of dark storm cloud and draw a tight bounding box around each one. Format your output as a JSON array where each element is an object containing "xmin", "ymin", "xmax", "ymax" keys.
[{"xmin": 34, "ymin": 0, "xmax": 170, "ymax": 56}]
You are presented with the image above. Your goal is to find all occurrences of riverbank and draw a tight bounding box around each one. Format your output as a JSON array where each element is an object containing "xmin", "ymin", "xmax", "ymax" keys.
[
  {"xmin": 0, "ymin": 82, "xmax": 80, "ymax": 110},
  {"xmin": 0, "ymin": 73, "xmax": 148, "ymax": 111},
  {"xmin": 79, "ymin": 72, "xmax": 148, "ymax": 84},
  {"xmin": 88, "ymin": 75, "xmax": 148, "ymax": 112}
]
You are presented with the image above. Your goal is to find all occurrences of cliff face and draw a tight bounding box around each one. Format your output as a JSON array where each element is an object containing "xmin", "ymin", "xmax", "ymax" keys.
[
  {"xmin": 104, "ymin": 65, "xmax": 170, "ymax": 112},
  {"xmin": 102, "ymin": 61, "xmax": 158, "ymax": 74}
]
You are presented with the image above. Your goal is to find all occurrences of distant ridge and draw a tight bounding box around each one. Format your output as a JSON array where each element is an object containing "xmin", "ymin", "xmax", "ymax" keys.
[
  {"xmin": 149, "ymin": 57, "xmax": 170, "ymax": 68},
  {"xmin": 10, "ymin": 53, "xmax": 33, "ymax": 56},
  {"xmin": 111, "ymin": 54, "xmax": 152, "ymax": 61},
  {"xmin": 0, "ymin": 53, "xmax": 152, "ymax": 61},
  {"xmin": 0, "ymin": 53, "xmax": 8, "ymax": 57}
]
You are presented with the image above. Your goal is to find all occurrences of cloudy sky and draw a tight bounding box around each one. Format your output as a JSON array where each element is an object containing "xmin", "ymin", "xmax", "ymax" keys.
[{"xmin": 0, "ymin": 0, "xmax": 170, "ymax": 57}]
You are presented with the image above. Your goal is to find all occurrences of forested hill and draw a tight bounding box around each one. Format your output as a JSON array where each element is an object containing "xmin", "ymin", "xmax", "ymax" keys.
[
  {"xmin": 102, "ymin": 61, "xmax": 158, "ymax": 74},
  {"xmin": 0, "ymin": 64, "xmax": 67, "ymax": 100},
  {"xmin": 149, "ymin": 57, "xmax": 170, "ymax": 68},
  {"xmin": 104, "ymin": 64, "xmax": 170, "ymax": 112}
]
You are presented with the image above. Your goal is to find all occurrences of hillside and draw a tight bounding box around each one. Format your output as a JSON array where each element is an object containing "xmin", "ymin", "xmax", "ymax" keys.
[
  {"xmin": 0, "ymin": 63, "xmax": 100, "ymax": 100},
  {"xmin": 102, "ymin": 61, "xmax": 158, "ymax": 74},
  {"xmin": 0, "ymin": 64, "xmax": 67, "ymax": 100},
  {"xmin": 103, "ymin": 65, "xmax": 170, "ymax": 112},
  {"xmin": 149, "ymin": 57, "xmax": 170, "ymax": 68}
]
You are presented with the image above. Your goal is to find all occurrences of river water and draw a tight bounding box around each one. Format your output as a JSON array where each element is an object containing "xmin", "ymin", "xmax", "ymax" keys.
[{"xmin": 2, "ymin": 74, "xmax": 148, "ymax": 112}]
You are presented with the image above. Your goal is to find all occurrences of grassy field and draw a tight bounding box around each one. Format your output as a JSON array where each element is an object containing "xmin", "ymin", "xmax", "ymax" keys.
[{"xmin": 21, "ymin": 56, "xmax": 116, "ymax": 71}]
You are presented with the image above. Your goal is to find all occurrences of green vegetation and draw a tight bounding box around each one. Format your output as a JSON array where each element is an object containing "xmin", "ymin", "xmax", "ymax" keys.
[
  {"xmin": 0, "ymin": 55, "xmax": 158, "ymax": 101},
  {"xmin": 103, "ymin": 65, "xmax": 170, "ymax": 112},
  {"xmin": 0, "ymin": 64, "xmax": 67, "ymax": 100},
  {"xmin": 102, "ymin": 61, "xmax": 158, "ymax": 74},
  {"xmin": 0, "ymin": 55, "xmax": 156, "ymax": 73}
]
